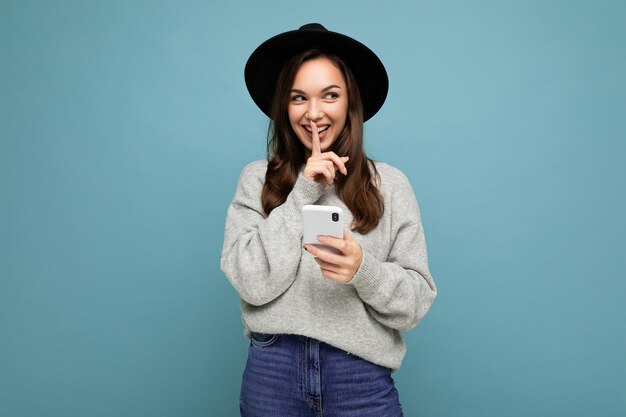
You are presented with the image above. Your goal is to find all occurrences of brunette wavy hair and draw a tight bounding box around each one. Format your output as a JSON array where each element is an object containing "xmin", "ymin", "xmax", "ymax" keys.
[{"xmin": 261, "ymin": 49, "xmax": 384, "ymax": 234}]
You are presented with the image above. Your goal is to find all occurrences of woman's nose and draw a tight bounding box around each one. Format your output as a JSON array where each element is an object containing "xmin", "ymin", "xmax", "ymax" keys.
[{"xmin": 305, "ymin": 101, "xmax": 324, "ymax": 121}]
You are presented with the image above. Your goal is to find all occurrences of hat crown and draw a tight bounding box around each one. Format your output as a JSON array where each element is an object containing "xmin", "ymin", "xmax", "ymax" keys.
[{"xmin": 298, "ymin": 23, "xmax": 328, "ymax": 32}]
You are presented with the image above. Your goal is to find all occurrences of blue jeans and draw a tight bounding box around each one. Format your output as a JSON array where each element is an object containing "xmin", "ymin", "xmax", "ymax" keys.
[{"xmin": 240, "ymin": 333, "xmax": 403, "ymax": 417}]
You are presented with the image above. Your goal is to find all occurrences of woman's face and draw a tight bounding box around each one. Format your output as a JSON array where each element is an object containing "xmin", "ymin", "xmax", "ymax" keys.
[{"xmin": 288, "ymin": 57, "xmax": 349, "ymax": 153}]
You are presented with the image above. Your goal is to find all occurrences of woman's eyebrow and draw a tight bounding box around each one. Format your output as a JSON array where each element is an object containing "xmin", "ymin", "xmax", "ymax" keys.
[
  {"xmin": 321, "ymin": 84, "xmax": 341, "ymax": 92},
  {"xmin": 290, "ymin": 85, "xmax": 342, "ymax": 94}
]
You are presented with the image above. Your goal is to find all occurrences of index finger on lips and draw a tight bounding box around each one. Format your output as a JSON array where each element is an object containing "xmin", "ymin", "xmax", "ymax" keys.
[{"xmin": 310, "ymin": 120, "xmax": 322, "ymax": 156}]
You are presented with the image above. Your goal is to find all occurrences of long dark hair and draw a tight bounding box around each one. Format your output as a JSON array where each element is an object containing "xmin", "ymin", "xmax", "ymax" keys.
[{"xmin": 261, "ymin": 49, "xmax": 384, "ymax": 234}]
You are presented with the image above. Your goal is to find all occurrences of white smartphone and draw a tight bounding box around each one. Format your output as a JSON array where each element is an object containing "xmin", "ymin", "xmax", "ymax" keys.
[{"xmin": 302, "ymin": 205, "xmax": 344, "ymax": 254}]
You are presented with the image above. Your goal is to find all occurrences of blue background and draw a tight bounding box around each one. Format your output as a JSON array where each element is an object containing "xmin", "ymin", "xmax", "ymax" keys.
[{"xmin": 1, "ymin": 1, "xmax": 625, "ymax": 416}]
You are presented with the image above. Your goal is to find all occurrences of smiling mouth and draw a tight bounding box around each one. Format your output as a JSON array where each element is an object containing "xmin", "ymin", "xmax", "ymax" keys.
[{"xmin": 304, "ymin": 125, "xmax": 330, "ymax": 134}]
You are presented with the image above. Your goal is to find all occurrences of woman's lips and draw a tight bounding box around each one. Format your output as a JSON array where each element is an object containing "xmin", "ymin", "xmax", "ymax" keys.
[{"xmin": 303, "ymin": 124, "xmax": 330, "ymax": 140}]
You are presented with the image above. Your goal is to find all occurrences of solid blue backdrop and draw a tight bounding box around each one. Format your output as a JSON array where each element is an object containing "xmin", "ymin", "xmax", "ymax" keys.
[{"xmin": 1, "ymin": 1, "xmax": 625, "ymax": 416}]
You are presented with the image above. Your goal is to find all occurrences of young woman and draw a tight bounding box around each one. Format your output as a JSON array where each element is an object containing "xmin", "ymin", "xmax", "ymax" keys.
[{"xmin": 221, "ymin": 23, "xmax": 437, "ymax": 417}]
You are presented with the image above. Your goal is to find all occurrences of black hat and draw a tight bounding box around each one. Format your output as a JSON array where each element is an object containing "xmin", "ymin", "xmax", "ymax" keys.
[{"xmin": 244, "ymin": 23, "xmax": 389, "ymax": 122}]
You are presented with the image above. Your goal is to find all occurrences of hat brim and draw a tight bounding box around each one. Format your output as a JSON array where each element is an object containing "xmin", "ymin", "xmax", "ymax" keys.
[{"xmin": 244, "ymin": 25, "xmax": 388, "ymax": 122}]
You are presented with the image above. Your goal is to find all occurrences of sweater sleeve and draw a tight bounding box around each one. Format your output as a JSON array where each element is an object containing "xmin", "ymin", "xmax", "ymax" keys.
[
  {"xmin": 220, "ymin": 161, "xmax": 326, "ymax": 306},
  {"xmin": 348, "ymin": 170, "xmax": 437, "ymax": 332}
]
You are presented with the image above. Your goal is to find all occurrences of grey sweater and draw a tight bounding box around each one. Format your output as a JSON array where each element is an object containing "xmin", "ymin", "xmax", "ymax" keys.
[{"xmin": 220, "ymin": 160, "xmax": 437, "ymax": 370}]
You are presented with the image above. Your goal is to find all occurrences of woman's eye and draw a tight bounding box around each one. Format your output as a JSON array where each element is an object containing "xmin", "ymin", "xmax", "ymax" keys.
[
  {"xmin": 291, "ymin": 95, "xmax": 306, "ymax": 102},
  {"xmin": 325, "ymin": 92, "xmax": 339, "ymax": 100}
]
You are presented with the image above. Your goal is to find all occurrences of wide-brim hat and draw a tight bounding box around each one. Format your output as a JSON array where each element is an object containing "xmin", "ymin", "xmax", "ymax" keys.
[{"xmin": 244, "ymin": 23, "xmax": 388, "ymax": 122}]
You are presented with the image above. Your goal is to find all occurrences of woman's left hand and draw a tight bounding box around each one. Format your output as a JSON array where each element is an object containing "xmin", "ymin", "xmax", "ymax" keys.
[{"xmin": 304, "ymin": 229, "xmax": 363, "ymax": 283}]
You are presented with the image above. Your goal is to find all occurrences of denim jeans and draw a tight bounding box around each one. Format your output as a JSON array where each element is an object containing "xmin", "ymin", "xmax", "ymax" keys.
[{"xmin": 240, "ymin": 333, "xmax": 403, "ymax": 417}]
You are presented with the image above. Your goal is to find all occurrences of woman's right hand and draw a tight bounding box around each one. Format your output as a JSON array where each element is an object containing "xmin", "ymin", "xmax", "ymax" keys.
[{"xmin": 302, "ymin": 121, "xmax": 349, "ymax": 186}]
